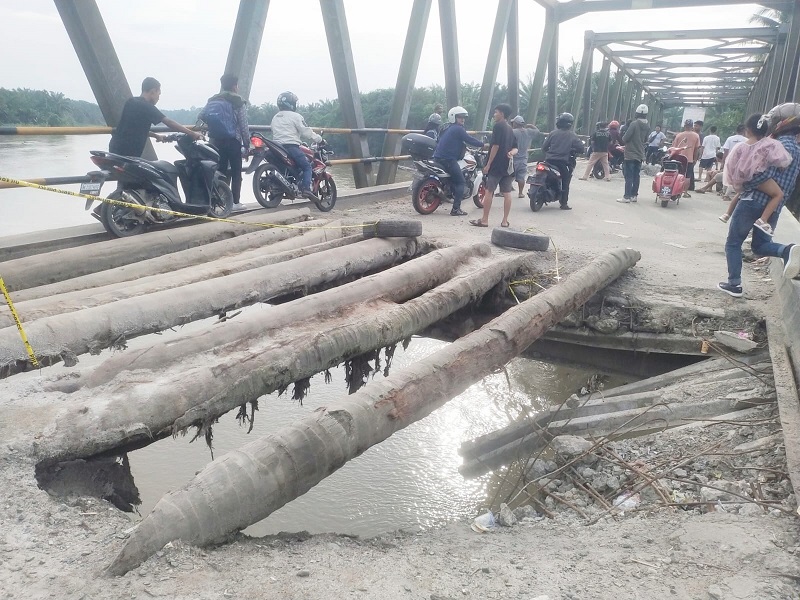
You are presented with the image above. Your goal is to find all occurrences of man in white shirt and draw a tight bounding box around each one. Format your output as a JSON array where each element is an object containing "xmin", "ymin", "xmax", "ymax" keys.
[
  {"xmin": 698, "ymin": 125, "xmax": 721, "ymax": 182},
  {"xmin": 645, "ymin": 125, "xmax": 666, "ymax": 164},
  {"xmin": 720, "ymin": 124, "xmax": 746, "ymax": 169}
]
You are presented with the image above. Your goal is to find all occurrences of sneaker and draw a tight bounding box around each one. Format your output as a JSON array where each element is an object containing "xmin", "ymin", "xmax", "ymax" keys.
[
  {"xmin": 631, "ymin": 196, "xmax": 638, "ymax": 203},
  {"xmin": 450, "ymin": 208, "xmax": 467, "ymax": 216},
  {"xmin": 717, "ymin": 282, "xmax": 743, "ymax": 298},
  {"xmin": 231, "ymin": 202, "xmax": 246, "ymax": 211},
  {"xmin": 782, "ymin": 244, "xmax": 800, "ymax": 279},
  {"xmin": 718, "ymin": 213, "xmax": 730, "ymax": 223},
  {"xmin": 616, "ymin": 197, "xmax": 631, "ymax": 203}
]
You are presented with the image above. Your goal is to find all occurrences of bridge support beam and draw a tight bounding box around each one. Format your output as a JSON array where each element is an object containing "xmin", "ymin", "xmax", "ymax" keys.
[
  {"xmin": 592, "ymin": 57, "xmax": 610, "ymax": 127},
  {"xmin": 506, "ymin": 0, "xmax": 520, "ymax": 117},
  {"xmin": 547, "ymin": 24, "xmax": 558, "ymax": 130},
  {"xmin": 609, "ymin": 69, "xmax": 624, "ymax": 121},
  {"xmin": 222, "ymin": 0, "xmax": 269, "ymax": 102},
  {"xmin": 525, "ymin": 11, "xmax": 557, "ymax": 126},
  {"xmin": 765, "ymin": 32, "xmax": 785, "ymax": 109},
  {"xmin": 320, "ymin": 0, "xmax": 372, "ymax": 188},
  {"xmin": 782, "ymin": 2, "xmax": 800, "ymax": 103},
  {"xmin": 376, "ymin": 0, "xmax": 432, "ymax": 186},
  {"xmin": 54, "ymin": 0, "xmax": 157, "ymax": 159},
  {"xmin": 571, "ymin": 31, "xmax": 594, "ymax": 134},
  {"xmin": 439, "ymin": 0, "xmax": 461, "ymax": 108},
  {"xmin": 476, "ymin": 0, "xmax": 514, "ymax": 129}
]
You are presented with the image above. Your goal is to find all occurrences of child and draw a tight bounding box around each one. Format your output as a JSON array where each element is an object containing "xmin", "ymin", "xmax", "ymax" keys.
[{"xmin": 718, "ymin": 113, "xmax": 793, "ymax": 236}]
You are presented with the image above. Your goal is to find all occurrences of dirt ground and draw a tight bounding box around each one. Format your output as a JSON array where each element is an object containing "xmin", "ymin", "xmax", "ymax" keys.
[{"xmin": 3, "ymin": 164, "xmax": 800, "ymax": 599}]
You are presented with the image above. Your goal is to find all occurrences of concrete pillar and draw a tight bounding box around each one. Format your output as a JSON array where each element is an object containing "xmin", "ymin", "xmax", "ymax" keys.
[
  {"xmin": 320, "ymin": 0, "xmax": 372, "ymax": 187},
  {"xmin": 438, "ymin": 0, "xmax": 461, "ymax": 108},
  {"xmin": 506, "ymin": 0, "xmax": 520, "ymax": 117},
  {"xmin": 570, "ymin": 31, "xmax": 594, "ymax": 131},
  {"xmin": 476, "ymin": 0, "xmax": 514, "ymax": 130},
  {"xmin": 54, "ymin": 0, "xmax": 157, "ymax": 159},
  {"xmin": 547, "ymin": 24, "xmax": 558, "ymax": 130},
  {"xmin": 609, "ymin": 69, "xmax": 624, "ymax": 121},
  {"xmin": 376, "ymin": 0, "xmax": 431, "ymax": 186},
  {"xmin": 223, "ymin": 0, "xmax": 269, "ymax": 102},
  {"xmin": 591, "ymin": 57, "xmax": 610, "ymax": 131},
  {"xmin": 525, "ymin": 11, "xmax": 557, "ymax": 127}
]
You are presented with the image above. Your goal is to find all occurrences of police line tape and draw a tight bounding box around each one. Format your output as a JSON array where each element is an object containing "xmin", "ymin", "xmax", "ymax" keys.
[{"xmin": 0, "ymin": 276, "xmax": 39, "ymax": 368}]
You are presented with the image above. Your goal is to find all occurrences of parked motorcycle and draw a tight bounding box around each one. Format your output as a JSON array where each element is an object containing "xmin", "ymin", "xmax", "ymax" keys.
[
  {"xmin": 590, "ymin": 149, "xmax": 622, "ymax": 179},
  {"xmin": 81, "ymin": 133, "xmax": 233, "ymax": 237},
  {"xmin": 246, "ymin": 132, "xmax": 336, "ymax": 212},
  {"xmin": 401, "ymin": 133, "xmax": 485, "ymax": 214},
  {"xmin": 652, "ymin": 146, "xmax": 689, "ymax": 208},
  {"xmin": 527, "ymin": 154, "xmax": 576, "ymax": 212}
]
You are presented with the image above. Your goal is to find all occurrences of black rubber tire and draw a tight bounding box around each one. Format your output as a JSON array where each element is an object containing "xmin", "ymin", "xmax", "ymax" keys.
[
  {"xmin": 472, "ymin": 181, "xmax": 486, "ymax": 208},
  {"xmin": 661, "ymin": 199, "xmax": 669, "ymax": 208},
  {"xmin": 100, "ymin": 190, "xmax": 146, "ymax": 237},
  {"xmin": 314, "ymin": 174, "xmax": 337, "ymax": 212},
  {"xmin": 490, "ymin": 227, "xmax": 550, "ymax": 252},
  {"xmin": 529, "ymin": 187, "xmax": 546, "ymax": 212},
  {"xmin": 209, "ymin": 176, "xmax": 233, "ymax": 219},
  {"xmin": 591, "ymin": 161, "xmax": 604, "ymax": 179},
  {"xmin": 411, "ymin": 177, "xmax": 442, "ymax": 215},
  {"xmin": 252, "ymin": 163, "xmax": 283, "ymax": 208},
  {"xmin": 364, "ymin": 219, "xmax": 423, "ymax": 238}
]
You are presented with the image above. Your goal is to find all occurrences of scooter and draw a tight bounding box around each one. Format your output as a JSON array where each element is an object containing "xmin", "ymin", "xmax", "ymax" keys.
[
  {"xmin": 81, "ymin": 133, "xmax": 233, "ymax": 237},
  {"xmin": 246, "ymin": 131, "xmax": 336, "ymax": 212},
  {"xmin": 527, "ymin": 153, "xmax": 576, "ymax": 211},
  {"xmin": 652, "ymin": 146, "xmax": 689, "ymax": 208}
]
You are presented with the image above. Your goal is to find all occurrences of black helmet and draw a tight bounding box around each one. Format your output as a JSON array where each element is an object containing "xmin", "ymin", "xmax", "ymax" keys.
[
  {"xmin": 277, "ymin": 91, "xmax": 298, "ymax": 112},
  {"xmin": 557, "ymin": 113, "xmax": 574, "ymax": 130}
]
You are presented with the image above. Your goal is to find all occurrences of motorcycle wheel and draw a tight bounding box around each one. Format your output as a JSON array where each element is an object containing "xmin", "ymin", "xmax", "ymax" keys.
[
  {"xmin": 209, "ymin": 177, "xmax": 233, "ymax": 219},
  {"xmin": 529, "ymin": 187, "xmax": 546, "ymax": 212},
  {"xmin": 252, "ymin": 163, "xmax": 283, "ymax": 209},
  {"xmin": 314, "ymin": 174, "xmax": 337, "ymax": 212},
  {"xmin": 472, "ymin": 181, "xmax": 486, "ymax": 208},
  {"xmin": 411, "ymin": 178, "xmax": 442, "ymax": 215},
  {"xmin": 661, "ymin": 199, "xmax": 669, "ymax": 208},
  {"xmin": 100, "ymin": 190, "xmax": 146, "ymax": 237},
  {"xmin": 591, "ymin": 161, "xmax": 604, "ymax": 179}
]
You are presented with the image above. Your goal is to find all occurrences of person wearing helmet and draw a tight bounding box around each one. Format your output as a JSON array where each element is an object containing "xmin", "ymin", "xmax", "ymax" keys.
[
  {"xmin": 607, "ymin": 120, "xmax": 624, "ymax": 171},
  {"xmin": 424, "ymin": 113, "xmax": 443, "ymax": 141},
  {"xmin": 616, "ymin": 104, "xmax": 649, "ymax": 203},
  {"xmin": 718, "ymin": 105, "xmax": 800, "ymax": 297},
  {"xmin": 539, "ymin": 112, "xmax": 584, "ymax": 210},
  {"xmin": 511, "ymin": 115, "xmax": 539, "ymax": 197},
  {"xmin": 270, "ymin": 91, "xmax": 322, "ymax": 200},
  {"xmin": 579, "ymin": 121, "xmax": 612, "ymax": 181},
  {"xmin": 432, "ymin": 106, "xmax": 484, "ymax": 216}
]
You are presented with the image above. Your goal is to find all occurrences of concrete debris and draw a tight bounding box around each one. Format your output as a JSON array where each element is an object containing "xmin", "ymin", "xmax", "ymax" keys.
[{"xmin": 713, "ymin": 330, "xmax": 759, "ymax": 353}]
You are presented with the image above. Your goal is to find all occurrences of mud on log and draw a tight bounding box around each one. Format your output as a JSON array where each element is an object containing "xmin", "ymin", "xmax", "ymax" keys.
[{"xmin": 105, "ymin": 248, "xmax": 640, "ymax": 576}]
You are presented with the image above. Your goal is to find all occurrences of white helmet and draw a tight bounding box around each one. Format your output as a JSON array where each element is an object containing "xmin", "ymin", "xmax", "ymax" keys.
[
  {"xmin": 635, "ymin": 104, "xmax": 649, "ymax": 115},
  {"xmin": 447, "ymin": 106, "xmax": 468, "ymax": 123}
]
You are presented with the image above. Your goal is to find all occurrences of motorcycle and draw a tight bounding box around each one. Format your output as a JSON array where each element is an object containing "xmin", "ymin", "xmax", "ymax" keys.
[
  {"xmin": 652, "ymin": 146, "xmax": 689, "ymax": 208},
  {"xmin": 246, "ymin": 132, "xmax": 336, "ymax": 212},
  {"xmin": 647, "ymin": 145, "xmax": 668, "ymax": 165},
  {"xmin": 81, "ymin": 133, "xmax": 233, "ymax": 237},
  {"xmin": 527, "ymin": 153, "xmax": 576, "ymax": 212}
]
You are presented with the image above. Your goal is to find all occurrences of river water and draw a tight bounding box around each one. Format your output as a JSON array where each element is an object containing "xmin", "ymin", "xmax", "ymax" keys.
[{"xmin": 1, "ymin": 135, "xmax": 632, "ymax": 536}]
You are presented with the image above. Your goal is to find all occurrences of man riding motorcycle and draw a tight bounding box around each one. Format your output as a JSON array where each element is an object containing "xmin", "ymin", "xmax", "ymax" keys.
[
  {"xmin": 541, "ymin": 112, "xmax": 584, "ymax": 210},
  {"xmin": 270, "ymin": 91, "xmax": 321, "ymax": 200},
  {"xmin": 431, "ymin": 106, "xmax": 485, "ymax": 216}
]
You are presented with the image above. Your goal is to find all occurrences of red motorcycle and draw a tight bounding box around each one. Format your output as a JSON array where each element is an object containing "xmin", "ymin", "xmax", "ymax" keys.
[
  {"xmin": 246, "ymin": 132, "xmax": 336, "ymax": 211},
  {"xmin": 652, "ymin": 146, "xmax": 689, "ymax": 208}
]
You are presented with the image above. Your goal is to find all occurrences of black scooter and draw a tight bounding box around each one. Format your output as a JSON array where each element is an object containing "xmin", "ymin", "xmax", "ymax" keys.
[{"xmin": 81, "ymin": 134, "xmax": 233, "ymax": 237}]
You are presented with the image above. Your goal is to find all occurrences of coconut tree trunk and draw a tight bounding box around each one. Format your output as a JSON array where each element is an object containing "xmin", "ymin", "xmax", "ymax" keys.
[
  {"xmin": 0, "ymin": 209, "xmax": 311, "ymax": 292},
  {"xmin": 0, "ymin": 238, "xmax": 420, "ymax": 377},
  {"xmin": 0, "ymin": 223, "xmax": 359, "ymax": 328},
  {"xmin": 105, "ymin": 248, "xmax": 640, "ymax": 576}
]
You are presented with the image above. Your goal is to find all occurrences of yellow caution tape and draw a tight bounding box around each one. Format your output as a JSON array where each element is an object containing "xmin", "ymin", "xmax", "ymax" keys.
[
  {"xmin": 0, "ymin": 175, "xmax": 374, "ymax": 232},
  {"xmin": 0, "ymin": 276, "xmax": 39, "ymax": 368}
]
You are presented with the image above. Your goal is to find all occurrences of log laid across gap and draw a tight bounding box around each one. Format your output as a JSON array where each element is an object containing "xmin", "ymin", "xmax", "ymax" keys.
[{"xmin": 104, "ymin": 247, "xmax": 640, "ymax": 576}]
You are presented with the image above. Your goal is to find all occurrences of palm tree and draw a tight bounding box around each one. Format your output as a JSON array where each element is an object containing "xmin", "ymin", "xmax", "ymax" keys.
[{"xmin": 749, "ymin": 7, "xmax": 787, "ymax": 27}]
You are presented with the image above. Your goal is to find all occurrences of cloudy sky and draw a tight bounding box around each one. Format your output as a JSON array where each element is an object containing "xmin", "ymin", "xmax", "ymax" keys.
[{"xmin": 0, "ymin": 1, "xmax": 770, "ymax": 110}]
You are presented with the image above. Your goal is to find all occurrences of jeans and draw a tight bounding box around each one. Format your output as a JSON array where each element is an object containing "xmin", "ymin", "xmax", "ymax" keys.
[
  {"xmin": 438, "ymin": 158, "xmax": 465, "ymax": 211},
  {"xmin": 549, "ymin": 159, "xmax": 572, "ymax": 205},
  {"xmin": 213, "ymin": 137, "xmax": 243, "ymax": 203},
  {"xmin": 724, "ymin": 197, "xmax": 787, "ymax": 285},
  {"xmin": 284, "ymin": 144, "xmax": 312, "ymax": 191},
  {"xmin": 622, "ymin": 159, "xmax": 641, "ymax": 198}
]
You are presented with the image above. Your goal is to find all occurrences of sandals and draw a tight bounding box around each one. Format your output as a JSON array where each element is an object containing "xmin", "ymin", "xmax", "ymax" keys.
[
  {"xmin": 718, "ymin": 214, "xmax": 730, "ymax": 223},
  {"xmin": 501, "ymin": 221, "xmax": 510, "ymax": 228},
  {"xmin": 469, "ymin": 219, "xmax": 488, "ymax": 227},
  {"xmin": 754, "ymin": 218, "xmax": 774, "ymax": 237}
]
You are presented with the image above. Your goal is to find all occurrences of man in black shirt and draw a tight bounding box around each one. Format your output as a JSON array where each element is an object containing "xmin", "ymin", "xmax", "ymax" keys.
[
  {"xmin": 109, "ymin": 77, "xmax": 201, "ymax": 157},
  {"xmin": 470, "ymin": 103, "xmax": 517, "ymax": 227},
  {"xmin": 541, "ymin": 112, "xmax": 584, "ymax": 210}
]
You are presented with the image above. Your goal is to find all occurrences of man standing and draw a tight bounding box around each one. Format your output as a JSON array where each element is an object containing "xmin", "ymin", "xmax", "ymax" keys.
[
  {"xmin": 511, "ymin": 115, "xmax": 539, "ymax": 197},
  {"xmin": 579, "ymin": 121, "xmax": 611, "ymax": 181},
  {"xmin": 539, "ymin": 112, "xmax": 584, "ymax": 211},
  {"xmin": 645, "ymin": 125, "xmax": 666, "ymax": 164},
  {"xmin": 432, "ymin": 106, "xmax": 484, "ymax": 216},
  {"xmin": 199, "ymin": 74, "xmax": 250, "ymax": 208},
  {"xmin": 698, "ymin": 125, "xmax": 720, "ymax": 182},
  {"xmin": 109, "ymin": 77, "xmax": 202, "ymax": 158},
  {"xmin": 673, "ymin": 119, "xmax": 701, "ymax": 196},
  {"xmin": 617, "ymin": 104, "xmax": 649, "ymax": 203},
  {"xmin": 720, "ymin": 124, "xmax": 747, "ymax": 169},
  {"xmin": 471, "ymin": 103, "xmax": 518, "ymax": 227},
  {"xmin": 718, "ymin": 105, "xmax": 800, "ymax": 297}
]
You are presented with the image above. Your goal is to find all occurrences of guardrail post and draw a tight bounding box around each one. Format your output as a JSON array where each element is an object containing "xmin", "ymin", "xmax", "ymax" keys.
[
  {"xmin": 223, "ymin": 0, "xmax": 270, "ymax": 102},
  {"xmin": 438, "ymin": 0, "xmax": 461, "ymax": 109},
  {"xmin": 376, "ymin": 0, "xmax": 432, "ymax": 186}
]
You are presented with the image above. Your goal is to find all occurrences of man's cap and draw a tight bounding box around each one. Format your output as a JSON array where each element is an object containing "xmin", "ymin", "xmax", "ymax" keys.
[
  {"xmin": 511, "ymin": 115, "xmax": 525, "ymax": 125},
  {"xmin": 684, "ymin": 119, "xmax": 693, "ymax": 126}
]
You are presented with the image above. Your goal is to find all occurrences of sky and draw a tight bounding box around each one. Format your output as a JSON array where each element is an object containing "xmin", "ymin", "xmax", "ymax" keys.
[{"xmin": 0, "ymin": 1, "xmax": 771, "ymax": 110}]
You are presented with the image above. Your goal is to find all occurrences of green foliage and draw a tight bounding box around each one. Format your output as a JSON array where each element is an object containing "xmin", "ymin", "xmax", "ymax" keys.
[{"xmin": 0, "ymin": 88, "xmax": 103, "ymax": 126}]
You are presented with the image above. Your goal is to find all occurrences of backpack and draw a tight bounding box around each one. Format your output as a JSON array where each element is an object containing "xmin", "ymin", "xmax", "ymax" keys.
[
  {"xmin": 593, "ymin": 128, "xmax": 610, "ymax": 151},
  {"xmin": 203, "ymin": 98, "xmax": 237, "ymax": 140}
]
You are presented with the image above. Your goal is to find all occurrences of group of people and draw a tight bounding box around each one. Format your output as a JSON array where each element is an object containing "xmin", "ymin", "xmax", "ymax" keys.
[{"xmin": 109, "ymin": 75, "xmax": 323, "ymax": 209}]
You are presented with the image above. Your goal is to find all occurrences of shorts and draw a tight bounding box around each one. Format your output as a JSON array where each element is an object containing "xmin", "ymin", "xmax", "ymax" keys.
[
  {"xmin": 699, "ymin": 157, "xmax": 715, "ymax": 169},
  {"xmin": 512, "ymin": 160, "xmax": 528, "ymax": 180},
  {"xmin": 485, "ymin": 174, "xmax": 514, "ymax": 194}
]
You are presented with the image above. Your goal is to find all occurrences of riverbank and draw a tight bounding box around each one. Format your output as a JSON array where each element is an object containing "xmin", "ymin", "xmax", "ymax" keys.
[{"xmin": 2, "ymin": 163, "xmax": 800, "ymax": 598}]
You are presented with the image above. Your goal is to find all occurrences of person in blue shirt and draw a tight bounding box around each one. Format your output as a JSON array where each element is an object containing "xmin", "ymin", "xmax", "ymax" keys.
[{"xmin": 432, "ymin": 106, "xmax": 484, "ymax": 216}]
